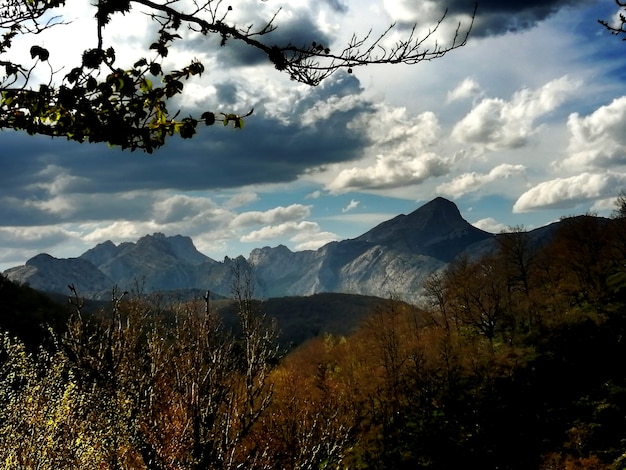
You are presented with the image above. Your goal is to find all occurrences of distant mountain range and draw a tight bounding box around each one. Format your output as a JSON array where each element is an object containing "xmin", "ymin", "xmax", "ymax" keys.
[{"xmin": 2, "ymin": 197, "xmax": 552, "ymax": 301}]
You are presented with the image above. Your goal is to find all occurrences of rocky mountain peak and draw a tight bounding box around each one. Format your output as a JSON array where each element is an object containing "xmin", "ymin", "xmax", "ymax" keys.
[
  {"xmin": 80, "ymin": 240, "xmax": 120, "ymax": 267},
  {"xmin": 407, "ymin": 196, "xmax": 461, "ymax": 223},
  {"xmin": 356, "ymin": 197, "xmax": 491, "ymax": 261},
  {"xmin": 25, "ymin": 253, "xmax": 55, "ymax": 267}
]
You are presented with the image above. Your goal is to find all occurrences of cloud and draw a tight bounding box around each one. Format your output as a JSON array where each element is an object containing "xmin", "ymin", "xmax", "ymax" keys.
[
  {"xmin": 82, "ymin": 221, "xmax": 161, "ymax": 244},
  {"xmin": 437, "ymin": 164, "xmax": 526, "ymax": 198},
  {"xmin": 382, "ymin": 0, "xmax": 589, "ymax": 37},
  {"xmin": 561, "ymin": 96, "xmax": 626, "ymax": 170},
  {"xmin": 292, "ymin": 230, "xmax": 338, "ymax": 251},
  {"xmin": 0, "ymin": 73, "xmax": 372, "ymax": 207},
  {"xmin": 513, "ymin": 172, "xmax": 626, "ymax": 212},
  {"xmin": 321, "ymin": 105, "xmax": 448, "ymax": 194},
  {"xmin": 326, "ymin": 152, "xmax": 449, "ymax": 193},
  {"xmin": 240, "ymin": 220, "xmax": 317, "ymax": 242},
  {"xmin": 471, "ymin": 217, "xmax": 507, "ymax": 234},
  {"xmin": 224, "ymin": 192, "xmax": 259, "ymax": 209},
  {"xmin": 447, "ymin": 77, "xmax": 482, "ymax": 103},
  {"xmin": 348, "ymin": 107, "xmax": 441, "ymax": 150},
  {"xmin": 591, "ymin": 197, "xmax": 617, "ymax": 214},
  {"xmin": 152, "ymin": 195, "xmax": 221, "ymax": 224},
  {"xmin": 301, "ymin": 94, "xmax": 368, "ymax": 127},
  {"xmin": 240, "ymin": 220, "xmax": 338, "ymax": 251},
  {"xmin": 214, "ymin": 3, "xmax": 340, "ymax": 68},
  {"xmin": 322, "ymin": 0, "xmax": 348, "ymax": 13},
  {"xmin": 230, "ymin": 204, "xmax": 311, "ymax": 228},
  {"xmin": 451, "ymin": 76, "xmax": 580, "ymax": 151},
  {"xmin": 0, "ymin": 226, "xmax": 77, "ymax": 249},
  {"xmin": 342, "ymin": 199, "xmax": 360, "ymax": 212},
  {"xmin": 0, "ymin": 225, "xmax": 83, "ymax": 267}
]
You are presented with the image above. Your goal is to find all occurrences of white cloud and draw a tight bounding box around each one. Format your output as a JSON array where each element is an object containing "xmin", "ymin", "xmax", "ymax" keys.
[
  {"xmin": 452, "ymin": 76, "xmax": 581, "ymax": 151},
  {"xmin": 383, "ymin": 0, "xmax": 437, "ymax": 24},
  {"xmin": 230, "ymin": 204, "xmax": 311, "ymax": 228},
  {"xmin": 152, "ymin": 194, "xmax": 220, "ymax": 224},
  {"xmin": 25, "ymin": 196, "xmax": 76, "ymax": 217},
  {"xmin": 590, "ymin": 197, "xmax": 617, "ymax": 214},
  {"xmin": 29, "ymin": 165, "xmax": 91, "ymax": 195},
  {"xmin": 348, "ymin": 106, "xmax": 441, "ymax": 150},
  {"xmin": 513, "ymin": 172, "xmax": 626, "ymax": 212},
  {"xmin": 240, "ymin": 220, "xmax": 317, "ymax": 242},
  {"xmin": 240, "ymin": 220, "xmax": 338, "ymax": 250},
  {"xmin": 224, "ymin": 192, "xmax": 259, "ymax": 209},
  {"xmin": 319, "ymin": 105, "xmax": 445, "ymax": 194},
  {"xmin": 82, "ymin": 221, "xmax": 161, "ymax": 244},
  {"xmin": 447, "ymin": 77, "xmax": 482, "ymax": 103},
  {"xmin": 561, "ymin": 96, "xmax": 626, "ymax": 170},
  {"xmin": 301, "ymin": 93, "xmax": 367, "ymax": 127},
  {"xmin": 291, "ymin": 226, "xmax": 339, "ymax": 251},
  {"xmin": 437, "ymin": 164, "xmax": 526, "ymax": 198},
  {"xmin": 326, "ymin": 152, "xmax": 449, "ymax": 193},
  {"xmin": 342, "ymin": 199, "xmax": 360, "ymax": 212},
  {"xmin": 471, "ymin": 217, "xmax": 507, "ymax": 234}
]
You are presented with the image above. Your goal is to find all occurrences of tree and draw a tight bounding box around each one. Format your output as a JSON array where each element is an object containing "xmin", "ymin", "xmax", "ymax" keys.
[
  {"xmin": 0, "ymin": 0, "xmax": 474, "ymax": 152},
  {"xmin": 496, "ymin": 226, "xmax": 541, "ymax": 334},
  {"xmin": 611, "ymin": 189, "xmax": 626, "ymax": 219},
  {"xmin": 0, "ymin": 278, "xmax": 279, "ymax": 468},
  {"xmin": 599, "ymin": 0, "xmax": 626, "ymax": 39},
  {"xmin": 443, "ymin": 254, "xmax": 510, "ymax": 344}
]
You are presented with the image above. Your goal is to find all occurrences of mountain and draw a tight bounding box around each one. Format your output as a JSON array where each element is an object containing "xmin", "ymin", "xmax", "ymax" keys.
[
  {"xmin": 3, "ymin": 253, "xmax": 115, "ymax": 299},
  {"xmin": 82, "ymin": 233, "xmax": 220, "ymax": 293},
  {"xmin": 4, "ymin": 198, "xmax": 497, "ymax": 301},
  {"xmin": 356, "ymin": 197, "xmax": 491, "ymax": 261},
  {"xmin": 249, "ymin": 197, "xmax": 493, "ymax": 300}
]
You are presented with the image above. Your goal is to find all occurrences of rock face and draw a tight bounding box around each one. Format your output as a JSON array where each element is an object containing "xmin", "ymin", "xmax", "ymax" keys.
[
  {"xmin": 3, "ymin": 253, "xmax": 114, "ymax": 299},
  {"xmin": 4, "ymin": 198, "xmax": 496, "ymax": 300}
]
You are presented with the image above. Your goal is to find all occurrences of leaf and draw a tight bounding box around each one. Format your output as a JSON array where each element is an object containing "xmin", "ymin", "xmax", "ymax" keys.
[
  {"xmin": 30, "ymin": 45, "xmax": 49, "ymax": 61},
  {"xmin": 140, "ymin": 78, "xmax": 152, "ymax": 93},
  {"xmin": 201, "ymin": 111, "xmax": 215, "ymax": 125},
  {"xmin": 86, "ymin": 77, "xmax": 97, "ymax": 92},
  {"xmin": 165, "ymin": 80, "xmax": 183, "ymax": 98},
  {"xmin": 189, "ymin": 61, "xmax": 204, "ymax": 76},
  {"xmin": 149, "ymin": 63, "xmax": 162, "ymax": 76}
]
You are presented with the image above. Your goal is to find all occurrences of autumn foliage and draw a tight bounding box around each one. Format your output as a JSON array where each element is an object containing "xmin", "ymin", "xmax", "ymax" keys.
[{"xmin": 2, "ymin": 213, "xmax": 626, "ymax": 468}]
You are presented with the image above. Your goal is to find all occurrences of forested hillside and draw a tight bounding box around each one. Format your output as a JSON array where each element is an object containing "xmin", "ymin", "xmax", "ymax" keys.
[{"xmin": 1, "ymin": 213, "xmax": 626, "ymax": 468}]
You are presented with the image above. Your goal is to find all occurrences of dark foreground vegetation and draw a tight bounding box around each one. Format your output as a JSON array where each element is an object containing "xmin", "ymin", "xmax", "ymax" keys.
[{"xmin": 2, "ymin": 210, "xmax": 626, "ymax": 469}]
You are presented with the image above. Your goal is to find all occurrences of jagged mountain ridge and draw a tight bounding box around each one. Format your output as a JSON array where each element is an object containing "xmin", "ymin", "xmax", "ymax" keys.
[{"xmin": 4, "ymin": 198, "xmax": 495, "ymax": 300}]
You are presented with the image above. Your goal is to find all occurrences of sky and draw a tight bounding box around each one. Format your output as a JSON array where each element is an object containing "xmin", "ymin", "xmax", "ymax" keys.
[{"xmin": 2, "ymin": 0, "xmax": 626, "ymax": 271}]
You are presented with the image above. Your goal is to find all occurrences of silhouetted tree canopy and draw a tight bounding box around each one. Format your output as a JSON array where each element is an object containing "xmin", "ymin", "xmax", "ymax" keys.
[{"xmin": 0, "ymin": 0, "xmax": 474, "ymax": 152}]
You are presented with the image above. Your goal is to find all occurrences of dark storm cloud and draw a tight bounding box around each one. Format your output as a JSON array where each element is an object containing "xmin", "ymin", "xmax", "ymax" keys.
[
  {"xmin": 399, "ymin": 0, "xmax": 591, "ymax": 37},
  {"xmin": 0, "ymin": 73, "xmax": 371, "ymax": 226},
  {"xmin": 322, "ymin": 0, "xmax": 348, "ymax": 13},
  {"xmin": 216, "ymin": 14, "xmax": 334, "ymax": 67},
  {"xmin": 215, "ymin": 83, "xmax": 239, "ymax": 105},
  {"xmin": 472, "ymin": 0, "xmax": 590, "ymax": 37}
]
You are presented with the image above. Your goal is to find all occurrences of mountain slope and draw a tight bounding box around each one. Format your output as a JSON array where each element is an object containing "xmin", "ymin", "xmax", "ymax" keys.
[
  {"xmin": 356, "ymin": 197, "xmax": 492, "ymax": 260},
  {"xmin": 3, "ymin": 253, "xmax": 114, "ymax": 299}
]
